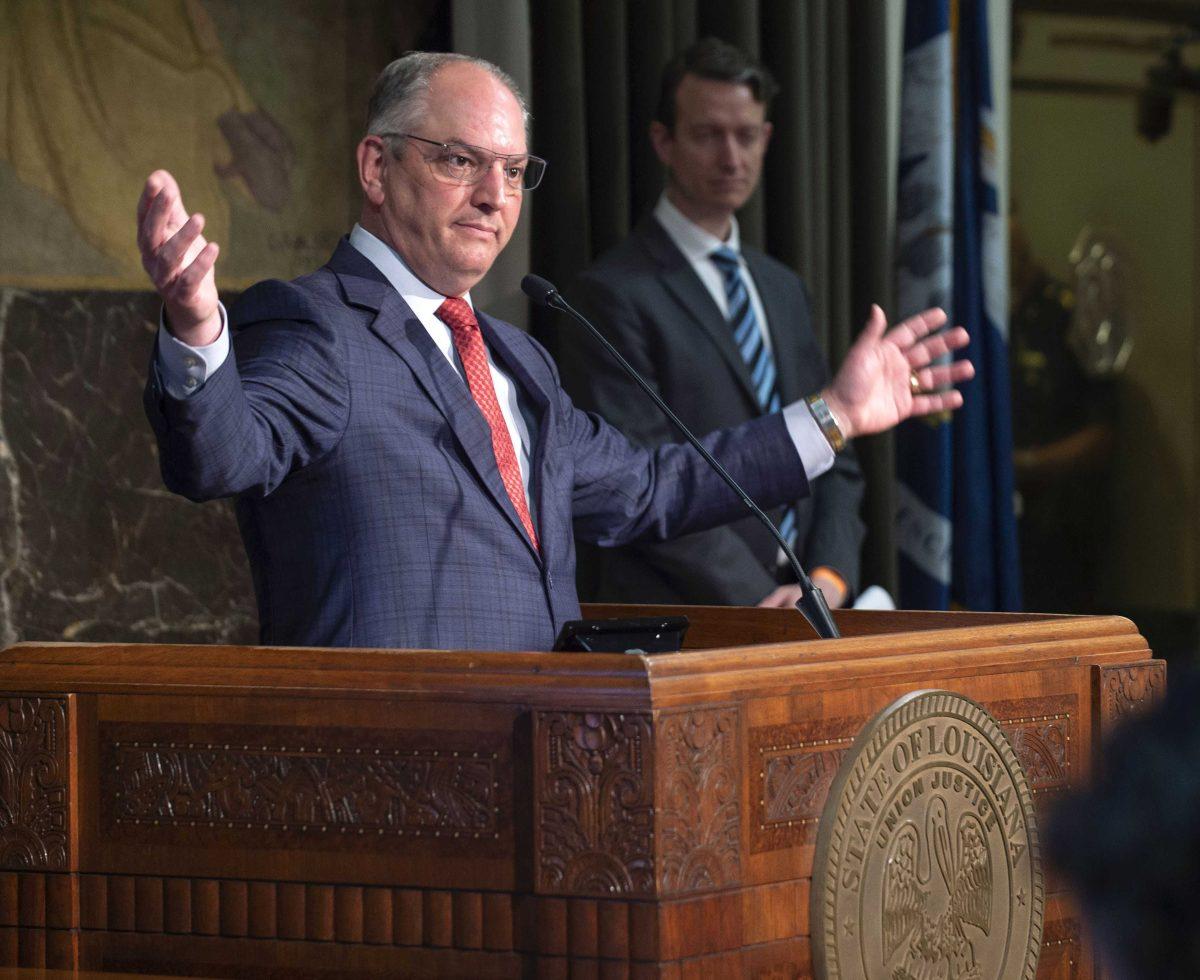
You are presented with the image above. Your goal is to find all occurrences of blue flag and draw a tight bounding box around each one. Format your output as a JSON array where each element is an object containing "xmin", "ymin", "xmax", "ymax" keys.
[
  {"xmin": 895, "ymin": 0, "xmax": 1021, "ymax": 610},
  {"xmin": 895, "ymin": 0, "xmax": 955, "ymax": 607}
]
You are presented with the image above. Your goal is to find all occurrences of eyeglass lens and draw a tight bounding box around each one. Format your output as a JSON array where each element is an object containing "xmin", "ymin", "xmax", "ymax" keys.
[{"xmin": 433, "ymin": 142, "xmax": 544, "ymax": 190}]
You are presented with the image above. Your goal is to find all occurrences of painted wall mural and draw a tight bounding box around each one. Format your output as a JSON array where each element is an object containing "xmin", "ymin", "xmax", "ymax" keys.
[
  {"xmin": 1, "ymin": 0, "xmax": 368, "ymax": 288},
  {"xmin": 0, "ymin": 0, "xmax": 439, "ymax": 645}
]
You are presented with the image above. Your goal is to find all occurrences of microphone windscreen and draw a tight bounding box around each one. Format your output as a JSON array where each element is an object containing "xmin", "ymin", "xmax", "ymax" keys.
[{"xmin": 521, "ymin": 274, "xmax": 558, "ymax": 307}]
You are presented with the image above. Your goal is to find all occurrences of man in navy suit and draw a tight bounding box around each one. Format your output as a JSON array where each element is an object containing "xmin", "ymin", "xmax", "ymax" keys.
[
  {"xmin": 137, "ymin": 51, "xmax": 972, "ymax": 652},
  {"xmin": 554, "ymin": 39, "xmax": 864, "ymax": 611}
]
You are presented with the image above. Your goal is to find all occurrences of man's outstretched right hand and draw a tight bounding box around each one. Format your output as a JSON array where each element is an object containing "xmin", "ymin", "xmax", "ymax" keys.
[{"xmin": 137, "ymin": 170, "xmax": 222, "ymax": 346}]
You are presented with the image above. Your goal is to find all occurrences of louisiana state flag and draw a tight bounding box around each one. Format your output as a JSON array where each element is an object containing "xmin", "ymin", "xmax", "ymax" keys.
[{"xmin": 895, "ymin": 0, "xmax": 1020, "ymax": 610}]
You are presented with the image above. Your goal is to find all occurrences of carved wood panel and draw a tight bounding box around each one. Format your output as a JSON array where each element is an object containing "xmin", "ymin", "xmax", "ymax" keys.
[
  {"xmin": 0, "ymin": 697, "xmax": 70, "ymax": 871},
  {"xmin": 534, "ymin": 712, "xmax": 654, "ymax": 897},
  {"xmin": 1097, "ymin": 662, "xmax": 1166, "ymax": 740},
  {"xmin": 748, "ymin": 716, "xmax": 864, "ymax": 853},
  {"xmin": 99, "ymin": 723, "xmax": 508, "ymax": 853},
  {"xmin": 656, "ymin": 707, "xmax": 740, "ymax": 894},
  {"xmin": 993, "ymin": 694, "xmax": 1078, "ymax": 798},
  {"xmin": 749, "ymin": 694, "xmax": 1080, "ymax": 856}
]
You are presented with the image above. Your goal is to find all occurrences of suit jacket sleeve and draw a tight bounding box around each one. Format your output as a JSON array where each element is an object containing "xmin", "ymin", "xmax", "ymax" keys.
[
  {"xmin": 547, "ymin": 358, "xmax": 809, "ymax": 553},
  {"xmin": 558, "ymin": 270, "xmax": 786, "ymax": 605},
  {"xmin": 143, "ymin": 280, "xmax": 350, "ymax": 502}
]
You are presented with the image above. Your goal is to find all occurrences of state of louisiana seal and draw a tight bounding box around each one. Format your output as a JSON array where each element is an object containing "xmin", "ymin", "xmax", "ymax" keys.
[{"xmin": 812, "ymin": 690, "xmax": 1043, "ymax": 980}]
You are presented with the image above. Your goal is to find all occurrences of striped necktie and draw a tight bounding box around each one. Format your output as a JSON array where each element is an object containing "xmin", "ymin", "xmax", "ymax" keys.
[{"xmin": 709, "ymin": 245, "xmax": 797, "ymax": 549}]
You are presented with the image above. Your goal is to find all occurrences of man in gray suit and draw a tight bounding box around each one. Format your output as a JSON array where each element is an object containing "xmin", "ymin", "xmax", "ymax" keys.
[{"xmin": 555, "ymin": 38, "xmax": 865, "ymax": 610}]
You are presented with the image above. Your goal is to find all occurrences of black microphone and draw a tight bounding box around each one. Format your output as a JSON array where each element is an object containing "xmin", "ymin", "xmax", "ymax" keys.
[{"xmin": 523, "ymin": 274, "xmax": 840, "ymax": 641}]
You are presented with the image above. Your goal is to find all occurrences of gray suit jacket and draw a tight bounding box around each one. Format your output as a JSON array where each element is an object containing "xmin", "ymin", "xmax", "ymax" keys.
[{"xmin": 549, "ymin": 216, "xmax": 865, "ymax": 606}]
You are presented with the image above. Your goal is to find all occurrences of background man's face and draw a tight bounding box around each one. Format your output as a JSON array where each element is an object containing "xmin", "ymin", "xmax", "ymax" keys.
[
  {"xmin": 377, "ymin": 63, "xmax": 525, "ymax": 297},
  {"xmin": 652, "ymin": 73, "xmax": 772, "ymax": 226}
]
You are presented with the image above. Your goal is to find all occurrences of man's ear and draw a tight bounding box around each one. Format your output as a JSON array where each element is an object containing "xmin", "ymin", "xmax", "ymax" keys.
[
  {"xmin": 357, "ymin": 136, "xmax": 387, "ymax": 207},
  {"xmin": 761, "ymin": 120, "xmax": 774, "ymax": 151},
  {"xmin": 648, "ymin": 120, "xmax": 673, "ymax": 168}
]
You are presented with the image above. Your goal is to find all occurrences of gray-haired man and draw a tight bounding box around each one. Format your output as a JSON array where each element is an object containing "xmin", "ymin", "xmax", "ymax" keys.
[{"xmin": 136, "ymin": 51, "xmax": 972, "ymax": 651}]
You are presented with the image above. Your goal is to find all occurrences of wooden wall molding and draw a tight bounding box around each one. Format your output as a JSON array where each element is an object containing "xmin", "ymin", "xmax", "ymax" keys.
[
  {"xmin": 77, "ymin": 874, "xmax": 514, "ymax": 949},
  {"xmin": 0, "ymin": 870, "xmax": 76, "ymax": 929}
]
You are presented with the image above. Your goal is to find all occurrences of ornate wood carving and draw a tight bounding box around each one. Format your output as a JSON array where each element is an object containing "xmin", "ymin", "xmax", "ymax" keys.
[
  {"xmin": 993, "ymin": 694, "xmax": 1077, "ymax": 797},
  {"xmin": 534, "ymin": 712, "xmax": 654, "ymax": 897},
  {"xmin": 0, "ymin": 697, "xmax": 69, "ymax": 871},
  {"xmin": 1006, "ymin": 723, "xmax": 1068, "ymax": 793},
  {"xmin": 657, "ymin": 707, "xmax": 740, "ymax": 894},
  {"xmin": 100, "ymin": 723, "xmax": 507, "ymax": 850},
  {"xmin": 1098, "ymin": 662, "xmax": 1166, "ymax": 739},
  {"xmin": 749, "ymin": 716, "xmax": 864, "ymax": 853}
]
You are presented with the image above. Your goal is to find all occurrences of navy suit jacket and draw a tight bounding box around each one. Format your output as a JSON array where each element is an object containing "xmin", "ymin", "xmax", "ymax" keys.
[
  {"xmin": 144, "ymin": 240, "xmax": 810, "ymax": 651},
  {"xmin": 549, "ymin": 217, "xmax": 865, "ymax": 607}
]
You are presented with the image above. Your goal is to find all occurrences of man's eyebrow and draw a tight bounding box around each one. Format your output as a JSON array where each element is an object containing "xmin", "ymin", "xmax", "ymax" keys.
[{"xmin": 438, "ymin": 136, "xmax": 531, "ymax": 158}]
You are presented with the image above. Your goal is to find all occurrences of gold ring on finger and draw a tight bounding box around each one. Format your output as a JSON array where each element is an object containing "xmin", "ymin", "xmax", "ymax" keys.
[{"xmin": 909, "ymin": 371, "xmax": 922, "ymax": 395}]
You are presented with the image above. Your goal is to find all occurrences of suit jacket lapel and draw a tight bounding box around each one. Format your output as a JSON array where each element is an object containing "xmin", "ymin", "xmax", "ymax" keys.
[
  {"xmin": 639, "ymin": 217, "xmax": 760, "ymax": 407},
  {"xmin": 331, "ymin": 244, "xmax": 541, "ymax": 559}
]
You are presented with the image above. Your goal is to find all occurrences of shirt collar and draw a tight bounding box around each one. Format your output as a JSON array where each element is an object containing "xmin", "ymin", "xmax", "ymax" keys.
[
  {"xmin": 653, "ymin": 193, "xmax": 741, "ymax": 263},
  {"xmin": 348, "ymin": 224, "xmax": 473, "ymax": 318}
]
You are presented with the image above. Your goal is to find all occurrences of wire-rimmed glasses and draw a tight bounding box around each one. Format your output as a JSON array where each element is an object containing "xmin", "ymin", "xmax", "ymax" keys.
[{"xmin": 378, "ymin": 132, "xmax": 547, "ymax": 191}]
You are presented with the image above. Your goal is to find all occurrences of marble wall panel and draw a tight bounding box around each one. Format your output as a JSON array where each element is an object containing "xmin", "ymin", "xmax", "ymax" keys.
[{"xmin": 0, "ymin": 288, "xmax": 255, "ymax": 646}]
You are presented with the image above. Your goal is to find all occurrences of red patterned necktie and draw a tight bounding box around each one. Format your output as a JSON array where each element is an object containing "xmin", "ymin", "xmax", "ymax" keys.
[{"xmin": 436, "ymin": 297, "xmax": 540, "ymax": 553}]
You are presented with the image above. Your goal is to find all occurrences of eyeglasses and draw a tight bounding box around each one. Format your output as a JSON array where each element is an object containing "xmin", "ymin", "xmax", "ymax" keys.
[{"xmin": 378, "ymin": 132, "xmax": 547, "ymax": 191}]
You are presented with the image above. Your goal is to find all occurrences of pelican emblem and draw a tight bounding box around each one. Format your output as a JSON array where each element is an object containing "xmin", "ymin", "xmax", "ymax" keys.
[
  {"xmin": 883, "ymin": 795, "xmax": 992, "ymax": 980},
  {"xmin": 811, "ymin": 692, "xmax": 1041, "ymax": 980}
]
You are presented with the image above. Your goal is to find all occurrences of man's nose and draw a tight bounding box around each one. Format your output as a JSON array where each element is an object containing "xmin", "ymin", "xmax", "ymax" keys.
[
  {"xmin": 717, "ymin": 134, "xmax": 741, "ymax": 167},
  {"xmin": 472, "ymin": 161, "xmax": 512, "ymax": 210}
]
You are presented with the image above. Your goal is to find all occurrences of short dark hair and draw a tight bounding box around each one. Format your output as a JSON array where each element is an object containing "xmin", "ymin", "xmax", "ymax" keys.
[{"xmin": 655, "ymin": 37, "xmax": 778, "ymax": 132}]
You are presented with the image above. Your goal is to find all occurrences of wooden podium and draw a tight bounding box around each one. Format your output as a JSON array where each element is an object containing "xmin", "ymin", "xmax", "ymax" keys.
[{"xmin": 0, "ymin": 607, "xmax": 1161, "ymax": 978}]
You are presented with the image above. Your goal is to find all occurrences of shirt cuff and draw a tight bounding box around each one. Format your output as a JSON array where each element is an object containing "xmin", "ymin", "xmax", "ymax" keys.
[
  {"xmin": 782, "ymin": 399, "xmax": 836, "ymax": 480},
  {"xmin": 156, "ymin": 303, "xmax": 230, "ymax": 399}
]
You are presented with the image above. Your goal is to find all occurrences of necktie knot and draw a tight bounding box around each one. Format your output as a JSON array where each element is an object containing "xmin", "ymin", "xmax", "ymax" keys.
[
  {"xmin": 709, "ymin": 245, "xmax": 740, "ymax": 277},
  {"xmin": 436, "ymin": 296, "xmax": 477, "ymax": 336}
]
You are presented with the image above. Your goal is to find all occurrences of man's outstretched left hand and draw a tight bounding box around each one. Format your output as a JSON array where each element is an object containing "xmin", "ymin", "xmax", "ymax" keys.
[{"xmin": 822, "ymin": 305, "xmax": 974, "ymax": 439}]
